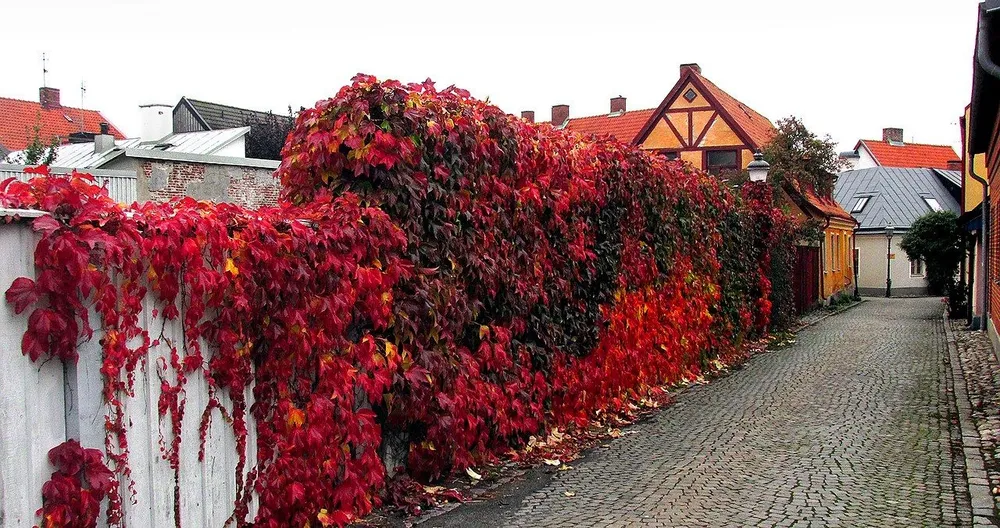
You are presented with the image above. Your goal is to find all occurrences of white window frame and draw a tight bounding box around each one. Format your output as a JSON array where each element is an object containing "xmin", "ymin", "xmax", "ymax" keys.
[
  {"xmin": 851, "ymin": 197, "xmax": 870, "ymax": 213},
  {"xmin": 910, "ymin": 258, "xmax": 925, "ymax": 277},
  {"xmin": 923, "ymin": 197, "xmax": 943, "ymax": 212}
]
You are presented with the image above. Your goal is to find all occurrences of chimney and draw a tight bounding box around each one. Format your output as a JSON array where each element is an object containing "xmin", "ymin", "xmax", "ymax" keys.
[
  {"xmin": 610, "ymin": 96, "xmax": 626, "ymax": 114},
  {"xmin": 947, "ymin": 159, "xmax": 963, "ymax": 171},
  {"xmin": 139, "ymin": 103, "xmax": 173, "ymax": 143},
  {"xmin": 94, "ymin": 122, "xmax": 115, "ymax": 154},
  {"xmin": 680, "ymin": 63, "xmax": 702, "ymax": 75},
  {"xmin": 521, "ymin": 110, "xmax": 535, "ymax": 123},
  {"xmin": 551, "ymin": 104, "xmax": 569, "ymax": 127},
  {"xmin": 882, "ymin": 127, "xmax": 904, "ymax": 144},
  {"xmin": 39, "ymin": 87, "xmax": 61, "ymax": 109}
]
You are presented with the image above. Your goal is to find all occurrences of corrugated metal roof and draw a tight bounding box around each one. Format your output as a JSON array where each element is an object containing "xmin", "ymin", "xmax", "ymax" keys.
[
  {"xmin": 43, "ymin": 138, "xmax": 140, "ymax": 168},
  {"xmin": 138, "ymin": 127, "xmax": 248, "ymax": 155},
  {"xmin": 833, "ymin": 167, "xmax": 960, "ymax": 231},
  {"xmin": 6, "ymin": 127, "xmax": 249, "ymax": 169},
  {"xmin": 933, "ymin": 168, "xmax": 962, "ymax": 188},
  {"xmin": 0, "ymin": 163, "xmax": 136, "ymax": 204}
]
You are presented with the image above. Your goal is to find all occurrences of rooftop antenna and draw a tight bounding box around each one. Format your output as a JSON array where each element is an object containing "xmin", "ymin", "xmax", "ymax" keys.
[
  {"xmin": 79, "ymin": 81, "xmax": 87, "ymax": 132},
  {"xmin": 42, "ymin": 53, "xmax": 48, "ymax": 87}
]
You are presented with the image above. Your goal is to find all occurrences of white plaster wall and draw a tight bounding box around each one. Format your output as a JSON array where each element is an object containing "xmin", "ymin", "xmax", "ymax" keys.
[
  {"xmin": 855, "ymin": 233, "xmax": 930, "ymax": 294},
  {"xmin": 855, "ymin": 145, "xmax": 880, "ymax": 170},
  {"xmin": 215, "ymin": 136, "xmax": 247, "ymax": 158}
]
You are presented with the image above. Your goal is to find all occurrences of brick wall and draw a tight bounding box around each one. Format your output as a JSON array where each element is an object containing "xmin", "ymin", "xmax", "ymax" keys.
[
  {"xmin": 137, "ymin": 160, "xmax": 279, "ymax": 209},
  {"xmin": 988, "ymin": 114, "xmax": 1000, "ymax": 333}
]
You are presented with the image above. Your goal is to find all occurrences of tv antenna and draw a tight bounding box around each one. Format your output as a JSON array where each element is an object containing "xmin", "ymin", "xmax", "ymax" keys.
[
  {"xmin": 80, "ymin": 81, "xmax": 87, "ymax": 131},
  {"xmin": 42, "ymin": 53, "xmax": 48, "ymax": 87}
]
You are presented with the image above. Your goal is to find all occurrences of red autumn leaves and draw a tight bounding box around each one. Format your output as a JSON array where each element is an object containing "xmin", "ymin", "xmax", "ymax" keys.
[{"xmin": 3, "ymin": 75, "xmax": 793, "ymax": 527}]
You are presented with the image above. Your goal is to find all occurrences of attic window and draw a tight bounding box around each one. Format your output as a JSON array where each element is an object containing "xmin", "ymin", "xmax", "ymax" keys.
[
  {"xmin": 923, "ymin": 197, "xmax": 942, "ymax": 212},
  {"xmin": 63, "ymin": 114, "xmax": 73, "ymax": 122},
  {"xmin": 683, "ymin": 89, "xmax": 697, "ymax": 103},
  {"xmin": 888, "ymin": 140, "xmax": 904, "ymax": 147},
  {"xmin": 851, "ymin": 197, "xmax": 870, "ymax": 213}
]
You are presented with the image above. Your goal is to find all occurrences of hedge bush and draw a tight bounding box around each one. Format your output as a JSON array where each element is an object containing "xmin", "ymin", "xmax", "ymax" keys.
[{"xmin": 4, "ymin": 75, "xmax": 793, "ymax": 527}]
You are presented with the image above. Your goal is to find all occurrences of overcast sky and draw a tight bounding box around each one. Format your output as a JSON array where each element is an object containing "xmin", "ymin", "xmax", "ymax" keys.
[{"xmin": 1, "ymin": 0, "xmax": 981, "ymax": 153}]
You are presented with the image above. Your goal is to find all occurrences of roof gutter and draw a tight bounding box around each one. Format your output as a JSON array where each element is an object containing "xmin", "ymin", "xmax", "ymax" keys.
[{"xmin": 970, "ymin": 153, "xmax": 990, "ymax": 330}]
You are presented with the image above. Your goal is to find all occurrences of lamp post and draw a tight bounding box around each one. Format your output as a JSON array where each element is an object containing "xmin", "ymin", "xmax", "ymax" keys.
[
  {"xmin": 885, "ymin": 225, "xmax": 894, "ymax": 298},
  {"xmin": 747, "ymin": 151, "xmax": 770, "ymax": 183},
  {"xmin": 853, "ymin": 227, "xmax": 860, "ymax": 300}
]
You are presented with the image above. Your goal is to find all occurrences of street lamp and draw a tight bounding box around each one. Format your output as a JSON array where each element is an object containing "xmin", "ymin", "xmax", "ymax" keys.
[
  {"xmin": 885, "ymin": 225, "xmax": 894, "ymax": 298},
  {"xmin": 747, "ymin": 151, "xmax": 770, "ymax": 183}
]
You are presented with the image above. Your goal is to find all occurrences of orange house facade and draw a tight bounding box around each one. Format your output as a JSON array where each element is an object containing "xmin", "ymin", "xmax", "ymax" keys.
[{"xmin": 527, "ymin": 63, "xmax": 856, "ymax": 306}]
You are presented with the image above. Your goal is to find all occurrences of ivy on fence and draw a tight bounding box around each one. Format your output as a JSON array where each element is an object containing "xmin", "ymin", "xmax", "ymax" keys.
[{"xmin": 3, "ymin": 74, "xmax": 793, "ymax": 528}]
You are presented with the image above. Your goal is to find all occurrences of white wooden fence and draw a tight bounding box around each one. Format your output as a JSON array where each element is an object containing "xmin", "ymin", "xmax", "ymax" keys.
[{"xmin": 0, "ymin": 220, "xmax": 256, "ymax": 527}]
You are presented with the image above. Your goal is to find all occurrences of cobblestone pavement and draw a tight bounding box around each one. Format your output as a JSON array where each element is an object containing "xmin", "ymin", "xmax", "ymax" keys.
[
  {"xmin": 425, "ymin": 298, "xmax": 975, "ymax": 527},
  {"xmin": 952, "ymin": 319, "xmax": 1000, "ymax": 512}
]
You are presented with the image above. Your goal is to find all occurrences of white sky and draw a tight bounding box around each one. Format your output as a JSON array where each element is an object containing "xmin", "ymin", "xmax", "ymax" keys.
[{"xmin": 1, "ymin": 0, "xmax": 981, "ymax": 153}]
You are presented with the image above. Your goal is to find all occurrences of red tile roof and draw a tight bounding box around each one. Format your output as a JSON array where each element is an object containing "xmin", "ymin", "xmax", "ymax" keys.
[
  {"xmin": 800, "ymin": 186, "xmax": 856, "ymax": 223},
  {"xmin": 562, "ymin": 108, "xmax": 657, "ymax": 142},
  {"xmin": 0, "ymin": 97, "xmax": 125, "ymax": 152},
  {"xmin": 692, "ymin": 72, "xmax": 775, "ymax": 149},
  {"xmin": 856, "ymin": 139, "xmax": 959, "ymax": 170}
]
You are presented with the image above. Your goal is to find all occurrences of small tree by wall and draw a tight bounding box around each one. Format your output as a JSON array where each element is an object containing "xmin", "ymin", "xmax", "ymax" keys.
[
  {"xmin": 761, "ymin": 116, "xmax": 846, "ymax": 198},
  {"xmin": 899, "ymin": 211, "xmax": 964, "ymax": 308}
]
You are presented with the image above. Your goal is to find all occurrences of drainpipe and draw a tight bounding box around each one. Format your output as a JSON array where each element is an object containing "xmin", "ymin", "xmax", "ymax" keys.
[
  {"xmin": 974, "ymin": 4, "xmax": 1000, "ymax": 331},
  {"xmin": 970, "ymin": 156, "xmax": 989, "ymax": 330}
]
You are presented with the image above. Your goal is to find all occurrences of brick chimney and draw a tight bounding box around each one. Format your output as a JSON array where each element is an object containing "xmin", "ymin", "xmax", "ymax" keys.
[
  {"xmin": 680, "ymin": 63, "xmax": 702, "ymax": 75},
  {"xmin": 521, "ymin": 110, "xmax": 535, "ymax": 123},
  {"xmin": 882, "ymin": 127, "xmax": 904, "ymax": 144},
  {"xmin": 551, "ymin": 104, "xmax": 569, "ymax": 127},
  {"xmin": 39, "ymin": 87, "xmax": 61, "ymax": 109},
  {"xmin": 610, "ymin": 96, "xmax": 626, "ymax": 114},
  {"xmin": 947, "ymin": 159, "xmax": 963, "ymax": 171}
]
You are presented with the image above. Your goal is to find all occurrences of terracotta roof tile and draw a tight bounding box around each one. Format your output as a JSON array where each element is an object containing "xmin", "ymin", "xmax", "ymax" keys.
[
  {"xmin": 558, "ymin": 108, "xmax": 657, "ymax": 142},
  {"xmin": 857, "ymin": 140, "xmax": 958, "ymax": 170},
  {"xmin": 692, "ymin": 72, "xmax": 775, "ymax": 148},
  {"xmin": 0, "ymin": 97, "xmax": 125, "ymax": 152}
]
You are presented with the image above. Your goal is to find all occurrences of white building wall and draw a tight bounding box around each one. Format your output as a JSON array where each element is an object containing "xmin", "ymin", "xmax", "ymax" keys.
[
  {"xmin": 855, "ymin": 145, "xmax": 880, "ymax": 170},
  {"xmin": 855, "ymin": 233, "xmax": 930, "ymax": 296}
]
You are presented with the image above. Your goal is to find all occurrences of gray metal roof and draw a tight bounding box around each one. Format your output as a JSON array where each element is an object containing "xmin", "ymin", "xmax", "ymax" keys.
[
  {"xmin": 0, "ymin": 163, "xmax": 136, "ymax": 204},
  {"xmin": 181, "ymin": 97, "xmax": 292, "ymax": 130},
  {"xmin": 6, "ymin": 127, "xmax": 249, "ymax": 169},
  {"xmin": 833, "ymin": 167, "xmax": 960, "ymax": 231}
]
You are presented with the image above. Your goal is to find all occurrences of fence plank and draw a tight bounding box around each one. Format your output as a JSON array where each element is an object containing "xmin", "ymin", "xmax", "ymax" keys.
[{"xmin": 0, "ymin": 225, "xmax": 66, "ymax": 527}]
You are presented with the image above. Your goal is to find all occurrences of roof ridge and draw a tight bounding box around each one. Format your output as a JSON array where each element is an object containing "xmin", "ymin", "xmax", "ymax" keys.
[
  {"xmin": 184, "ymin": 97, "xmax": 284, "ymax": 116},
  {"xmin": 565, "ymin": 107, "xmax": 657, "ymax": 122},
  {"xmin": 860, "ymin": 138, "xmax": 958, "ymax": 149},
  {"xmin": 0, "ymin": 96, "xmax": 112, "ymax": 114}
]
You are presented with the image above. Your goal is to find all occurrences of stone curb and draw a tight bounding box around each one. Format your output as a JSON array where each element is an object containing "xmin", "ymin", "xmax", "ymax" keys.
[{"xmin": 943, "ymin": 311, "xmax": 1000, "ymax": 526}]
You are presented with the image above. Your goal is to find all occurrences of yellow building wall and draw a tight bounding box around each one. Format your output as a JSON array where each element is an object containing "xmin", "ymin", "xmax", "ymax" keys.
[
  {"xmin": 668, "ymin": 83, "xmax": 706, "ymax": 110},
  {"xmin": 964, "ymin": 106, "xmax": 987, "ymax": 212},
  {"xmin": 699, "ymin": 118, "xmax": 742, "ymax": 147},
  {"xmin": 643, "ymin": 119, "xmax": 684, "ymax": 150},
  {"xmin": 680, "ymin": 150, "xmax": 702, "ymax": 169},
  {"xmin": 822, "ymin": 219, "xmax": 857, "ymax": 299}
]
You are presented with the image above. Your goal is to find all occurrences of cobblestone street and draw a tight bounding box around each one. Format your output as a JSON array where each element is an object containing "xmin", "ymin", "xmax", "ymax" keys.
[{"xmin": 425, "ymin": 298, "xmax": 979, "ymax": 527}]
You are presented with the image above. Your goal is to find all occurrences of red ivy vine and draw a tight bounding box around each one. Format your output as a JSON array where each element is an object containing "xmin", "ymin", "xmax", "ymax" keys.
[{"xmin": 3, "ymin": 75, "xmax": 793, "ymax": 527}]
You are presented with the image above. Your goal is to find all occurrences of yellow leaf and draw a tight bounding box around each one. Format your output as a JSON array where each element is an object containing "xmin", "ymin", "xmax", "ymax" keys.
[
  {"xmin": 543, "ymin": 459, "xmax": 561, "ymax": 466},
  {"xmin": 563, "ymin": 491, "xmax": 576, "ymax": 497},
  {"xmin": 224, "ymin": 258, "xmax": 239, "ymax": 276},
  {"xmin": 385, "ymin": 341, "xmax": 397, "ymax": 360},
  {"xmin": 373, "ymin": 258, "xmax": 382, "ymax": 270},
  {"xmin": 287, "ymin": 408, "xmax": 305, "ymax": 428},
  {"xmin": 465, "ymin": 467, "xmax": 482, "ymax": 481},
  {"xmin": 479, "ymin": 325, "xmax": 489, "ymax": 339}
]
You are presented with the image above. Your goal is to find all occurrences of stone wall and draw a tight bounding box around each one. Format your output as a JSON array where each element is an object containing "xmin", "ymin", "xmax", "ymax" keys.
[{"xmin": 134, "ymin": 159, "xmax": 280, "ymax": 208}]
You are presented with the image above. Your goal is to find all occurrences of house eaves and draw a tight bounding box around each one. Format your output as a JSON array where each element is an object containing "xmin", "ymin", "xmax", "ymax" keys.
[{"xmin": 122, "ymin": 148, "xmax": 280, "ymax": 169}]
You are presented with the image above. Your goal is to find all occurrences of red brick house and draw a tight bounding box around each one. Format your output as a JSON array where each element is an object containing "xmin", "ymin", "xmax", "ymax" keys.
[{"xmin": 0, "ymin": 87, "xmax": 125, "ymax": 158}]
